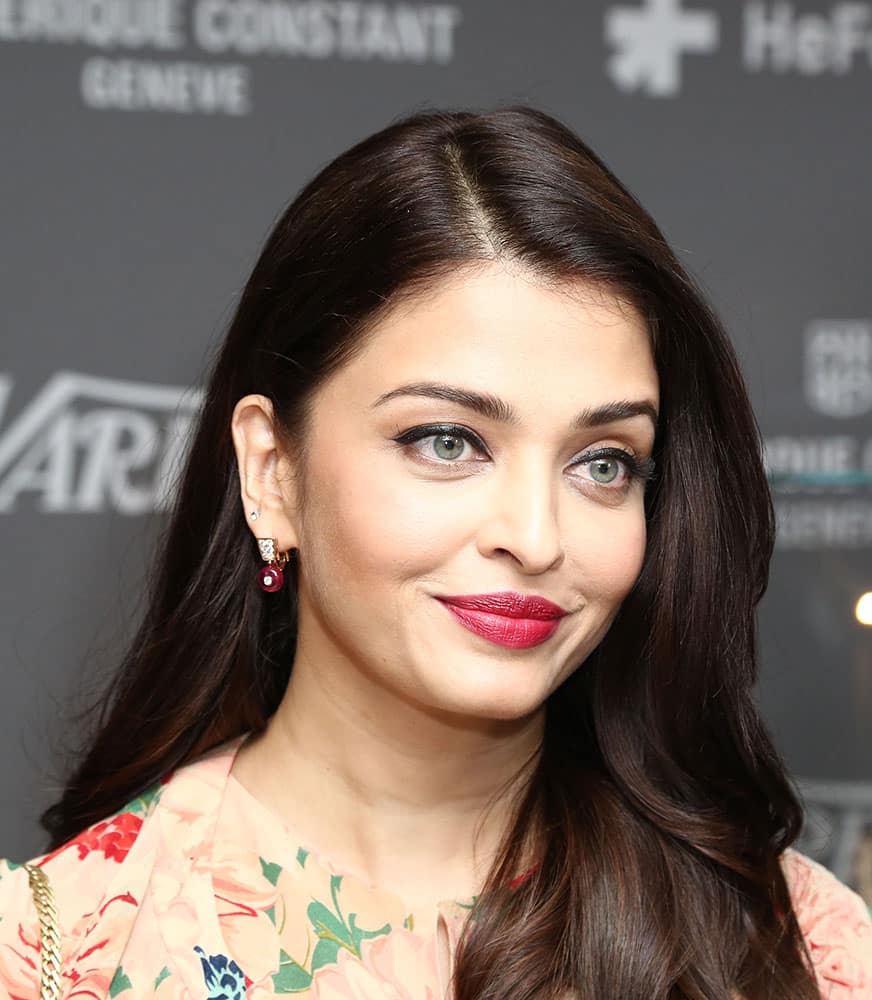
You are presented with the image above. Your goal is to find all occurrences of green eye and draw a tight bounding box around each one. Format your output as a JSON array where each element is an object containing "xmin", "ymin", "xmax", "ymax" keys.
[
  {"xmin": 589, "ymin": 457, "xmax": 620, "ymax": 483},
  {"xmin": 392, "ymin": 423, "xmax": 486, "ymax": 466},
  {"xmin": 432, "ymin": 434, "xmax": 466, "ymax": 460}
]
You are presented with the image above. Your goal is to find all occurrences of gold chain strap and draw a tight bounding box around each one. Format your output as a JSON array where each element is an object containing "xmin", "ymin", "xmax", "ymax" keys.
[{"xmin": 23, "ymin": 862, "xmax": 62, "ymax": 1000}]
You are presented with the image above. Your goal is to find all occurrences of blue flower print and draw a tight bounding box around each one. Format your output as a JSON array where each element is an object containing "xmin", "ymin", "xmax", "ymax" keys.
[{"xmin": 194, "ymin": 945, "xmax": 247, "ymax": 1000}]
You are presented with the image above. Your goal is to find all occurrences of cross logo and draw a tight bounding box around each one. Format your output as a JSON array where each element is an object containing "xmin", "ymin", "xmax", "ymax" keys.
[{"xmin": 605, "ymin": 0, "xmax": 720, "ymax": 97}]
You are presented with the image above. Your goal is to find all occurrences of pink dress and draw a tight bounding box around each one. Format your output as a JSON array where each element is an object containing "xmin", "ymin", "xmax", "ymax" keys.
[{"xmin": 1, "ymin": 733, "xmax": 870, "ymax": 999}]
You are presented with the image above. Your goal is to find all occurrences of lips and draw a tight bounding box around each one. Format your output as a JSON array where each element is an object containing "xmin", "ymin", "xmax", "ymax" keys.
[
  {"xmin": 437, "ymin": 591, "xmax": 568, "ymax": 619},
  {"xmin": 435, "ymin": 591, "xmax": 568, "ymax": 649}
]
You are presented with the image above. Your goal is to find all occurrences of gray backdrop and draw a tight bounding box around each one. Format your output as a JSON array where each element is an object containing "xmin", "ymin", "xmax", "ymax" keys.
[{"xmin": 2, "ymin": 0, "xmax": 870, "ymax": 902}]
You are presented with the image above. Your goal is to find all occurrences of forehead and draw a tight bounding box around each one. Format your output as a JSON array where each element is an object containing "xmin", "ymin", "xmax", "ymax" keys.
[{"xmin": 326, "ymin": 263, "xmax": 658, "ymax": 414}]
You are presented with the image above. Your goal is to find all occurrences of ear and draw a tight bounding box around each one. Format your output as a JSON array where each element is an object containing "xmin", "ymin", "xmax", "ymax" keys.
[{"xmin": 230, "ymin": 394, "xmax": 300, "ymax": 551}]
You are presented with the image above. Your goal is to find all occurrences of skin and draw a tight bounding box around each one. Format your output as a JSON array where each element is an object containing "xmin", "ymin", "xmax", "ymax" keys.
[{"xmin": 229, "ymin": 260, "xmax": 658, "ymax": 933}]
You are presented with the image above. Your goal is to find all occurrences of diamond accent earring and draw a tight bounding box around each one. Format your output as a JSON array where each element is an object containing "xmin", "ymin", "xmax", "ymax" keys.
[{"xmin": 256, "ymin": 537, "xmax": 290, "ymax": 592}]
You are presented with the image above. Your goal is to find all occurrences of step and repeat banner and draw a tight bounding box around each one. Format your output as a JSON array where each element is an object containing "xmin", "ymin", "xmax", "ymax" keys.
[{"xmin": 1, "ymin": 0, "xmax": 870, "ymax": 899}]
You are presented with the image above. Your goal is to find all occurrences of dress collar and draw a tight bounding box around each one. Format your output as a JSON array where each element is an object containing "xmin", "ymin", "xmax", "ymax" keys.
[
  {"xmin": 148, "ymin": 730, "xmax": 474, "ymax": 998},
  {"xmin": 150, "ymin": 731, "xmax": 252, "ymax": 996}
]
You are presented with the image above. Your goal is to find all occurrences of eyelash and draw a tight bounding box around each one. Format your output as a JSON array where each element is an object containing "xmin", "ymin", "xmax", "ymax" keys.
[{"xmin": 390, "ymin": 423, "xmax": 656, "ymax": 490}]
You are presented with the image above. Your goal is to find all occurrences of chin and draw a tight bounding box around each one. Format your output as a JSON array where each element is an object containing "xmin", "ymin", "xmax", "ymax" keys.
[{"xmin": 424, "ymin": 668, "xmax": 556, "ymax": 723}]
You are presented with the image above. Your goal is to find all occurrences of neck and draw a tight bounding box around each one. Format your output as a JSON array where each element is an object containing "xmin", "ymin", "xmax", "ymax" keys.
[{"xmin": 231, "ymin": 643, "xmax": 544, "ymax": 907}]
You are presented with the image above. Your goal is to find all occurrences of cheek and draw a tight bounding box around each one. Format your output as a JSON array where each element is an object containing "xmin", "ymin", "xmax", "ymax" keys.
[
  {"xmin": 304, "ymin": 449, "xmax": 453, "ymax": 584},
  {"xmin": 575, "ymin": 509, "xmax": 647, "ymax": 605}
]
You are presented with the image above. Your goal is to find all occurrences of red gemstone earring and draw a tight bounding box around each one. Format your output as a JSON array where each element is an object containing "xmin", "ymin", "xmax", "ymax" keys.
[{"xmin": 256, "ymin": 537, "xmax": 291, "ymax": 592}]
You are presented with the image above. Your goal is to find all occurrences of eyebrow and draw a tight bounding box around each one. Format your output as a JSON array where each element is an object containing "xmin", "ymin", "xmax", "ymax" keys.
[{"xmin": 371, "ymin": 382, "xmax": 658, "ymax": 431}]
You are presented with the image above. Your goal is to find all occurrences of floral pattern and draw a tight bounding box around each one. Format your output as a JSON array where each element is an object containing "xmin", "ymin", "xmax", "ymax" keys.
[
  {"xmin": 71, "ymin": 811, "xmax": 144, "ymax": 864},
  {"xmin": 1, "ymin": 733, "xmax": 870, "ymax": 999},
  {"xmin": 196, "ymin": 946, "xmax": 248, "ymax": 1000}
]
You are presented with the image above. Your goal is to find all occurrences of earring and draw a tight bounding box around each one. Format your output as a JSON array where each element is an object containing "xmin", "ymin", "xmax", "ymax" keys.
[
  {"xmin": 249, "ymin": 510, "xmax": 260, "ymax": 520},
  {"xmin": 256, "ymin": 538, "xmax": 291, "ymax": 592}
]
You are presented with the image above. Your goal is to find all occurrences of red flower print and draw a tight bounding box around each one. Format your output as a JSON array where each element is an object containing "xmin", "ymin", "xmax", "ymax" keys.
[
  {"xmin": 73, "ymin": 812, "xmax": 143, "ymax": 863},
  {"xmin": 508, "ymin": 865, "xmax": 539, "ymax": 890}
]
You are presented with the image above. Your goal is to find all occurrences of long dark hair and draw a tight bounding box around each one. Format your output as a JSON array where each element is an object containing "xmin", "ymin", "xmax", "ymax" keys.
[{"xmin": 41, "ymin": 105, "xmax": 818, "ymax": 999}]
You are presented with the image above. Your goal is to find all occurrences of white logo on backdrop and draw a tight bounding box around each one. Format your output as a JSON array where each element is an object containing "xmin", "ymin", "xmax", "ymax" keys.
[
  {"xmin": 605, "ymin": 0, "xmax": 720, "ymax": 96},
  {"xmin": 744, "ymin": 3, "xmax": 872, "ymax": 75},
  {"xmin": 765, "ymin": 319, "xmax": 872, "ymax": 549},
  {"xmin": 0, "ymin": 1, "xmax": 463, "ymax": 115},
  {"xmin": 804, "ymin": 320, "xmax": 872, "ymax": 419},
  {"xmin": 605, "ymin": 1, "xmax": 872, "ymax": 96},
  {"xmin": 0, "ymin": 372, "xmax": 202, "ymax": 514}
]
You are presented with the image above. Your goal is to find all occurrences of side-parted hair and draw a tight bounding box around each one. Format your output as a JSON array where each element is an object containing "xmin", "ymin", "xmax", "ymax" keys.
[{"xmin": 42, "ymin": 105, "xmax": 819, "ymax": 999}]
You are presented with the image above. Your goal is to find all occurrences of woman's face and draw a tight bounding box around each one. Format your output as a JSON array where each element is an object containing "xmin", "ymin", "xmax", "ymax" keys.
[{"xmin": 286, "ymin": 262, "xmax": 658, "ymax": 722}]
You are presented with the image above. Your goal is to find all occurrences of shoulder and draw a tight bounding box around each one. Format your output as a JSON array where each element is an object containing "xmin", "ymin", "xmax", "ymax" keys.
[
  {"xmin": 780, "ymin": 847, "xmax": 872, "ymax": 997},
  {"xmin": 0, "ymin": 736, "xmax": 243, "ymax": 996},
  {"xmin": 0, "ymin": 856, "xmax": 35, "ymax": 918},
  {"xmin": 0, "ymin": 780, "xmax": 165, "ymax": 996},
  {"xmin": 0, "ymin": 858, "xmax": 38, "ymax": 990}
]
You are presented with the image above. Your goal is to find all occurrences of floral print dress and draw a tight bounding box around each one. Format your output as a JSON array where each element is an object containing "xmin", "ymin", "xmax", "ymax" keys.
[{"xmin": 1, "ymin": 732, "xmax": 871, "ymax": 999}]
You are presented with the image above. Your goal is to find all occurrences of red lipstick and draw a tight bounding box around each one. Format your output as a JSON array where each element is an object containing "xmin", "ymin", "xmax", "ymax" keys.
[{"xmin": 435, "ymin": 591, "xmax": 568, "ymax": 649}]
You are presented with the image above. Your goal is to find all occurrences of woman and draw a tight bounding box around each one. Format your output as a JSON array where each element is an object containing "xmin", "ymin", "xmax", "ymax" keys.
[{"xmin": 1, "ymin": 105, "xmax": 870, "ymax": 1000}]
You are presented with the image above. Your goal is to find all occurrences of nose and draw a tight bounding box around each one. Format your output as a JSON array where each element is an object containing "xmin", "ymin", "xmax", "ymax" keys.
[{"xmin": 475, "ymin": 455, "xmax": 564, "ymax": 574}]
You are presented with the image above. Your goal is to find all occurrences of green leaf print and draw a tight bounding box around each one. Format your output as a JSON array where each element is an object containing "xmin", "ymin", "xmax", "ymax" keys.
[
  {"xmin": 154, "ymin": 966, "xmax": 171, "ymax": 990},
  {"xmin": 260, "ymin": 857, "xmax": 283, "ymax": 886},
  {"xmin": 329, "ymin": 874, "xmax": 343, "ymax": 915},
  {"xmin": 295, "ymin": 875, "xmax": 392, "ymax": 979},
  {"xmin": 272, "ymin": 949, "xmax": 312, "ymax": 991},
  {"xmin": 109, "ymin": 966, "xmax": 132, "ymax": 996},
  {"xmin": 126, "ymin": 782, "xmax": 163, "ymax": 818},
  {"xmin": 348, "ymin": 912, "xmax": 391, "ymax": 952},
  {"xmin": 296, "ymin": 846, "xmax": 309, "ymax": 868},
  {"xmin": 307, "ymin": 900, "xmax": 353, "ymax": 951},
  {"xmin": 265, "ymin": 903, "xmax": 277, "ymax": 925},
  {"xmin": 304, "ymin": 874, "xmax": 393, "ymax": 966},
  {"xmin": 310, "ymin": 936, "xmax": 341, "ymax": 971}
]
